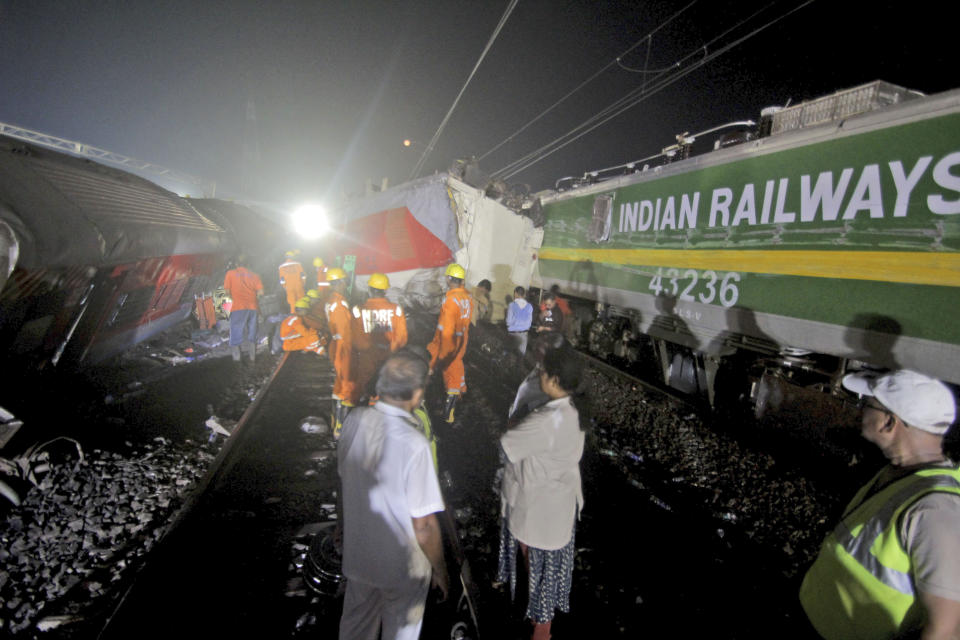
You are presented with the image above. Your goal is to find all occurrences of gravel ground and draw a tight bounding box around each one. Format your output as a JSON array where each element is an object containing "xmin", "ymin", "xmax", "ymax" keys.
[
  {"xmin": 0, "ymin": 317, "xmax": 910, "ymax": 638},
  {"xmin": 431, "ymin": 326, "xmax": 887, "ymax": 638},
  {"xmin": 0, "ymin": 323, "xmax": 279, "ymax": 638}
]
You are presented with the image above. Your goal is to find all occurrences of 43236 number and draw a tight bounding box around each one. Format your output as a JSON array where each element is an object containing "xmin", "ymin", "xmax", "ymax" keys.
[{"xmin": 648, "ymin": 268, "xmax": 741, "ymax": 307}]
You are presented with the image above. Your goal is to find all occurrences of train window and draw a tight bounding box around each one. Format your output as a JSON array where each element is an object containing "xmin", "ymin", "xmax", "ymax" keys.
[{"xmin": 588, "ymin": 195, "xmax": 613, "ymax": 243}]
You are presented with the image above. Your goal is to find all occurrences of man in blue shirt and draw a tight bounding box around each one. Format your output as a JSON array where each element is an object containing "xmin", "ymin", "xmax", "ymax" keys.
[{"xmin": 506, "ymin": 286, "xmax": 533, "ymax": 356}]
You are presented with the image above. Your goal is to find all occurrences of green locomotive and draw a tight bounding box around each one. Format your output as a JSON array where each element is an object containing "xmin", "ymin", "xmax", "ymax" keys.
[{"xmin": 533, "ymin": 81, "xmax": 960, "ymax": 405}]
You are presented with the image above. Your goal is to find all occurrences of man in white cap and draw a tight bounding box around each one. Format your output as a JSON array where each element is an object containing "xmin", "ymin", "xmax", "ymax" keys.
[{"xmin": 800, "ymin": 369, "xmax": 960, "ymax": 640}]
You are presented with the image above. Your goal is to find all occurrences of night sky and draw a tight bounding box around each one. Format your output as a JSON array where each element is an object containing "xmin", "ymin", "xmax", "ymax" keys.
[{"xmin": 1, "ymin": 0, "xmax": 956, "ymax": 208}]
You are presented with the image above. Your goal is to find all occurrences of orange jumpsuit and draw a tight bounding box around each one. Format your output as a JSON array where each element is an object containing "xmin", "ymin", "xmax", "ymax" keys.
[
  {"xmin": 325, "ymin": 291, "xmax": 356, "ymax": 403},
  {"xmin": 352, "ymin": 298, "xmax": 408, "ymax": 399},
  {"xmin": 427, "ymin": 287, "xmax": 473, "ymax": 394},
  {"xmin": 278, "ymin": 260, "xmax": 306, "ymax": 313},
  {"xmin": 279, "ymin": 314, "xmax": 325, "ymax": 354}
]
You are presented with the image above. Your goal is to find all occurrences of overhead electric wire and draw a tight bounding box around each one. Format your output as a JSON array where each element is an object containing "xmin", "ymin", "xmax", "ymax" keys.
[
  {"xmin": 491, "ymin": 1, "xmax": 782, "ymax": 180},
  {"xmin": 409, "ymin": 0, "xmax": 519, "ymax": 180},
  {"xmin": 477, "ymin": 1, "xmax": 697, "ymax": 163},
  {"xmin": 490, "ymin": 2, "xmax": 775, "ymax": 180},
  {"xmin": 493, "ymin": 0, "xmax": 816, "ymax": 182}
]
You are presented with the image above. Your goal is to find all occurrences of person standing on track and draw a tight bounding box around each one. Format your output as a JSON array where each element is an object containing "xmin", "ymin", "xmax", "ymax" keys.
[
  {"xmin": 313, "ymin": 256, "xmax": 328, "ymax": 289},
  {"xmin": 427, "ymin": 263, "xmax": 473, "ymax": 423},
  {"xmin": 535, "ymin": 292, "xmax": 563, "ymax": 335},
  {"xmin": 471, "ymin": 278, "xmax": 492, "ymax": 326},
  {"xmin": 278, "ymin": 250, "xmax": 306, "ymax": 313},
  {"xmin": 352, "ymin": 273, "xmax": 407, "ymax": 403},
  {"xmin": 324, "ymin": 267, "xmax": 356, "ymax": 437},
  {"xmin": 303, "ymin": 288, "xmax": 327, "ymax": 332},
  {"xmin": 337, "ymin": 352, "xmax": 449, "ymax": 640},
  {"xmin": 506, "ymin": 286, "xmax": 533, "ymax": 356},
  {"xmin": 800, "ymin": 369, "xmax": 960, "ymax": 640},
  {"xmin": 222, "ymin": 255, "xmax": 263, "ymax": 364},
  {"xmin": 496, "ymin": 345, "xmax": 587, "ymax": 640}
]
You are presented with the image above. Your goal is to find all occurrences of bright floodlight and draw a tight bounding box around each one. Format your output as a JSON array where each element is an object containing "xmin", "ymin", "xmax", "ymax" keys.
[{"xmin": 292, "ymin": 204, "xmax": 329, "ymax": 239}]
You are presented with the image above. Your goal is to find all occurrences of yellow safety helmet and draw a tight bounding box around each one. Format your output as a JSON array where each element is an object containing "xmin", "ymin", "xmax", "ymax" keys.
[
  {"xmin": 444, "ymin": 263, "xmax": 466, "ymax": 280},
  {"xmin": 326, "ymin": 267, "xmax": 347, "ymax": 282},
  {"xmin": 313, "ymin": 257, "xmax": 324, "ymax": 268},
  {"xmin": 368, "ymin": 272, "xmax": 389, "ymax": 290},
  {"xmin": 295, "ymin": 297, "xmax": 311, "ymax": 310},
  {"xmin": 286, "ymin": 249, "xmax": 299, "ymax": 257},
  {"xmin": 306, "ymin": 289, "xmax": 320, "ymax": 298}
]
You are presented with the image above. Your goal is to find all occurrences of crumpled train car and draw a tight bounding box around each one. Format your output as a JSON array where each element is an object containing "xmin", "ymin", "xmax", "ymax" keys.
[
  {"xmin": 330, "ymin": 173, "xmax": 542, "ymax": 320},
  {"xmin": 0, "ymin": 136, "xmax": 236, "ymax": 371}
]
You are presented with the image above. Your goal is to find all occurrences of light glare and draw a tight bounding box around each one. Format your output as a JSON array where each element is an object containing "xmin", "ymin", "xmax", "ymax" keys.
[{"xmin": 292, "ymin": 204, "xmax": 328, "ymax": 239}]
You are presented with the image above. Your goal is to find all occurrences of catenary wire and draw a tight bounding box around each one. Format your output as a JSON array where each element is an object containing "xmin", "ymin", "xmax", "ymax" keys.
[
  {"xmin": 409, "ymin": 0, "xmax": 520, "ymax": 180},
  {"xmin": 494, "ymin": 0, "xmax": 814, "ymax": 182},
  {"xmin": 491, "ymin": 1, "xmax": 782, "ymax": 179},
  {"xmin": 489, "ymin": 1, "xmax": 777, "ymax": 180},
  {"xmin": 476, "ymin": 1, "xmax": 697, "ymax": 163}
]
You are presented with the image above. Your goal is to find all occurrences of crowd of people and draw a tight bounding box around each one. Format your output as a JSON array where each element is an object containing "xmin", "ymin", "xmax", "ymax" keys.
[
  {"xmin": 336, "ymin": 334, "xmax": 587, "ymax": 640},
  {"xmin": 223, "ymin": 253, "xmax": 960, "ymax": 640}
]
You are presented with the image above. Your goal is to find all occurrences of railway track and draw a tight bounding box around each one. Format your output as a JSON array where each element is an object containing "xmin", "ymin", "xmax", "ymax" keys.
[
  {"xmin": 97, "ymin": 349, "xmax": 479, "ymax": 640},
  {"xmin": 573, "ymin": 348, "xmax": 708, "ymax": 412},
  {"xmin": 36, "ymin": 321, "xmax": 844, "ymax": 639}
]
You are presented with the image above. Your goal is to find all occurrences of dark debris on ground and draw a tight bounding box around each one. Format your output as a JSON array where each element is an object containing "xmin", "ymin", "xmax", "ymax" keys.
[
  {"xmin": 0, "ymin": 320, "xmax": 279, "ymax": 638},
  {"xmin": 0, "ymin": 315, "xmax": 891, "ymax": 639}
]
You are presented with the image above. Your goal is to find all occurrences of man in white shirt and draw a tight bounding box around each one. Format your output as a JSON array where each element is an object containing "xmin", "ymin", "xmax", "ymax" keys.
[{"xmin": 337, "ymin": 352, "xmax": 449, "ymax": 640}]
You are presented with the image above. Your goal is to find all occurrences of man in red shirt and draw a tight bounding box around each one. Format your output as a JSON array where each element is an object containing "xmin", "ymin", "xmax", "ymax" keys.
[
  {"xmin": 222, "ymin": 255, "xmax": 264, "ymax": 363},
  {"xmin": 427, "ymin": 263, "xmax": 473, "ymax": 423}
]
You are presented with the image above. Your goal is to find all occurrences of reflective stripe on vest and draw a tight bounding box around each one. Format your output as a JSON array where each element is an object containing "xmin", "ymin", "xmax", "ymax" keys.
[
  {"xmin": 800, "ymin": 465, "xmax": 960, "ymax": 640},
  {"xmin": 840, "ymin": 474, "xmax": 960, "ymax": 595}
]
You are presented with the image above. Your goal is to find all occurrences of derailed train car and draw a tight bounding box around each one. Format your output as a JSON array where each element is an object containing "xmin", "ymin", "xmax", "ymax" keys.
[
  {"xmin": 328, "ymin": 173, "xmax": 542, "ymax": 320},
  {"xmin": 532, "ymin": 81, "xmax": 960, "ymax": 407},
  {"xmin": 0, "ymin": 136, "xmax": 240, "ymax": 376}
]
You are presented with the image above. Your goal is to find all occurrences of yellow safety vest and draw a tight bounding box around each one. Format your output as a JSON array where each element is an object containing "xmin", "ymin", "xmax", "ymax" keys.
[
  {"xmin": 799, "ymin": 464, "xmax": 960, "ymax": 639},
  {"xmin": 412, "ymin": 405, "xmax": 439, "ymax": 472}
]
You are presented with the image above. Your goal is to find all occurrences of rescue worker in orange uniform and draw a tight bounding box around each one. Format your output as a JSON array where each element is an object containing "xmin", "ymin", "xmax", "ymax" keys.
[
  {"xmin": 279, "ymin": 297, "xmax": 327, "ymax": 355},
  {"xmin": 324, "ymin": 268, "xmax": 356, "ymax": 437},
  {"xmin": 351, "ymin": 272, "xmax": 408, "ymax": 403},
  {"xmin": 303, "ymin": 289, "xmax": 328, "ymax": 332},
  {"xmin": 427, "ymin": 263, "xmax": 473, "ymax": 423},
  {"xmin": 278, "ymin": 250, "xmax": 306, "ymax": 313},
  {"xmin": 313, "ymin": 257, "xmax": 329, "ymax": 289}
]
